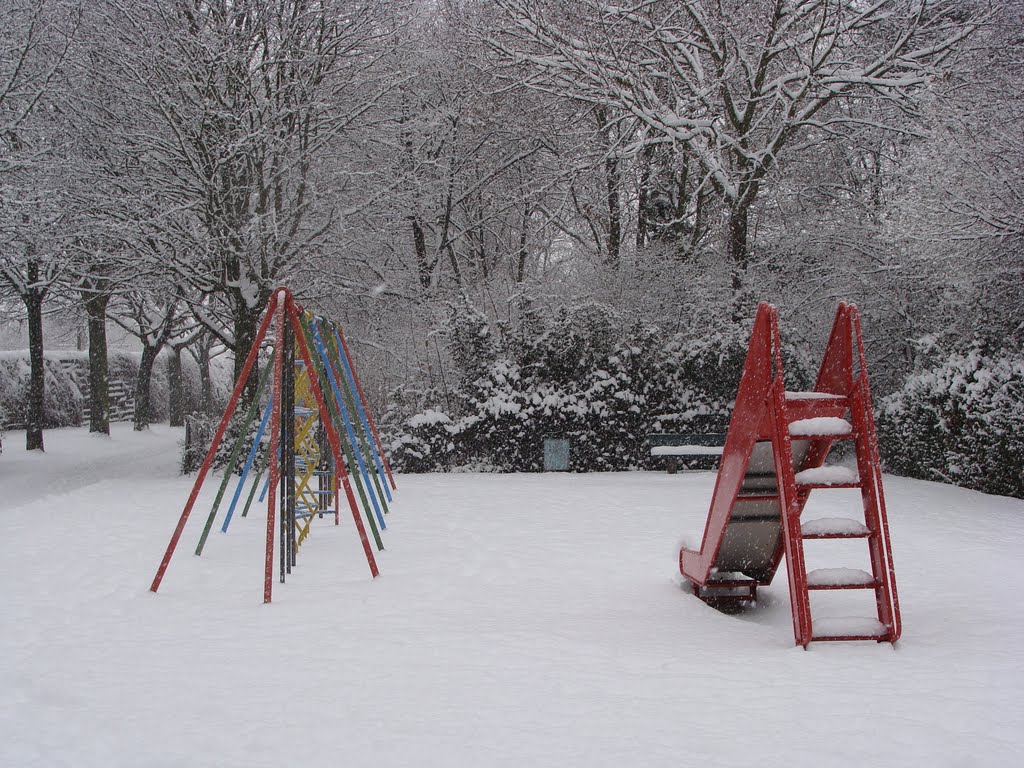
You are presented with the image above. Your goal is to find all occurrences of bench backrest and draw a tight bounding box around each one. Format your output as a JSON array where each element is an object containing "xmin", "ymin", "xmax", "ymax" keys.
[{"xmin": 648, "ymin": 433, "xmax": 727, "ymax": 448}]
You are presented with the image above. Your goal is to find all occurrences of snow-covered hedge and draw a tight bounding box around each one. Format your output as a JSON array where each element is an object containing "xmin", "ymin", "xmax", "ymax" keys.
[
  {"xmin": 382, "ymin": 302, "xmax": 812, "ymax": 473},
  {"xmin": 0, "ymin": 352, "xmax": 90, "ymax": 429},
  {"xmin": 0, "ymin": 349, "xmax": 222, "ymax": 430},
  {"xmin": 878, "ymin": 344, "xmax": 1024, "ymax": 499}
]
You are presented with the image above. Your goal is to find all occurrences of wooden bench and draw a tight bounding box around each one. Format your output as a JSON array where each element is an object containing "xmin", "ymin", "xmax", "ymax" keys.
[{"xmin": 648, "ymin": 433, "xmax": 727, "ymax": 473}]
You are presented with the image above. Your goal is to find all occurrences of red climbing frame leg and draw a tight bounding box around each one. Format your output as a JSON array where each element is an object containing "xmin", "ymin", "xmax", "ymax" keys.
[
  {"xmin": 287, "ymin": 296, "xmax": 379, "ymax": 578},
  {"xmin": 150, "ymin": 291, "xmax": 279, "ymax": 594},
  {"xmin": 264, "ymin": 296, "xmax": 287, "ymax": 604},
  {"xmin": 335, "ymin": 323, "xmax": 397, "ymax": 491}
]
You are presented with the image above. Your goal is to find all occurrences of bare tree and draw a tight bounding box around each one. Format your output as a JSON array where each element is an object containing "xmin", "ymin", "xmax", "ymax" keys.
[
  {"xmin": 95, "ymin": 0, "xmax": 405, "ymax": 405},
  {"xmin": 491, "ymin": 0, "xmax": 982, "ymax": 313},
  {"xmin": 109, "ymin": 289, "xmax": 190, "ymax": 431},
  {"xmin": 0, "ymin": 0, "xmax": 81, "ymax": 450}
]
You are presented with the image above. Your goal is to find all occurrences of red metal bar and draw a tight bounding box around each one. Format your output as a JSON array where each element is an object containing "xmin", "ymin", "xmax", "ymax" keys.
[
  {"xmin": 287, "ymin": 298, "xmax": 379, "ymax": 578},
  {"xmin": 814, "ymin": 302, "xmax": 854, "ymax": 395},
  {"xmin": 150, "ymin": 290, "xmax": 279, "ymax": 594},
  {"xmin": 334, "ymin": 322, "xmax": 397, "ymax": 491},
  {"xmin": 771, "ymin": 377, "xmax": 812, "ymax": 646},
  {"xmin": 264, "ymin": 296, "xmax": 287, "ymax": 604},
  {"xmin": 851, "ymin": 307, "xmax": 901, "ymax": 641}
]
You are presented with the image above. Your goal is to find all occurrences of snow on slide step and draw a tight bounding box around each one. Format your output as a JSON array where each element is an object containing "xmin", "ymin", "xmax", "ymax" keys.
[
  {"xmin": 801, "ymin": 517, "xmax": 870, "ymax": 538},
  {"xmin": 794, "ymin": 465, "xmax": 859, "ymax": 486},
  {"xmin": 806, "ymin": 567, "xmax": 877, "ymax": 589},
  {"xmin": 789, "ymin": 417, "xmax": 853, "ymax": 437}
]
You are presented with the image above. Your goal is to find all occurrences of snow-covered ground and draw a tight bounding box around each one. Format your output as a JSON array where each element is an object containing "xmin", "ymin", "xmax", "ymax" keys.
[{"xmin": 2, "ymin": 425, "xmax": 1022, "ymax": 767}]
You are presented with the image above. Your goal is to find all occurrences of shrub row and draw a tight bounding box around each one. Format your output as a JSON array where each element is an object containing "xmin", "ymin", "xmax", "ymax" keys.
[
  {"xmin": 380, "ymin": 302, "xmax": 811, "ymax": 473},
  {"xmin": 878, "ymin": 343, "xmax": 1024, "ymax": 499}
]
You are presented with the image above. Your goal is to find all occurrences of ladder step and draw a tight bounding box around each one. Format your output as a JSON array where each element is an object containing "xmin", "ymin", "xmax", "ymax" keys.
[
  {"xmin": 801, "ymin": 517, "xmax": 870, "ymax": 538},
  {"xmin": 812, "ymin": 617, "xmax": 888, "ymax": 641},
  {"xmin": 706, "ymin": 570, "xmax": 753, "ymax": 585},
  {"xmin": 695, "ymin": 573, "xmax": 759, "ymax": 601},
  {"xmin": 785, "ymin": 391, "xmax": 847, "ymax": 402},
  {"xmin": 806, "ymin": 568, "xmax": 877, "ymax": 589},
  {"xmin": 789, "ymin": 417, "xmax": 853, "ymax": 438},
  {"xmin": 784, "ymin": 391, "xmax": 849, "ymax": 420},
  {"xmin": 794, "ymin": 465, "xmax": 859, "ymax": 487}
]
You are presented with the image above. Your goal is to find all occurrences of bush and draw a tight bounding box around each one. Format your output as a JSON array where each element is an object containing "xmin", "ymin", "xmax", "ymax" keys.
[
  {"xmin": 878, "ymin": 343, "xmax": 1024, "ymax": 499},
  {"xmin": 388, "ymin": 409, "xmax": 457, "ymax": 473},
  {"xmin": 379, "ymin": 302, "xmax": 812, "ymax": 473},
  {"xmin": 0, "ymin": 352, "xmax": 84, "ymax": 429}
]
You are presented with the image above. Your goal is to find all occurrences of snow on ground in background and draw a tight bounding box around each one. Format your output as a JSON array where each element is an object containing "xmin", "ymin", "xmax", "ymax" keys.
[{"xmin": 1, "ymin": 425, "xmax": 1022, "ymax": 767}]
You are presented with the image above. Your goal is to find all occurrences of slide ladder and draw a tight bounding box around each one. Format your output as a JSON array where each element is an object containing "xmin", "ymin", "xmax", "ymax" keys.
[{"xmin": 678, "ymin": 303, "xmax": 901, "ymax": 647}]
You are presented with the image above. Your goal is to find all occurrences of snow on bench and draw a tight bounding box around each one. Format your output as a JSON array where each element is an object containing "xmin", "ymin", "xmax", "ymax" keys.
[
  {"xmin": 648, "ymin": 433, "xmax": 726, "ymax": 472},
  {"xmin": 650, "ymin": 445, "xmax": 724, "ymax": 456},
  {"xmin": 806, "ymin": 568, "xmax": 876, "ymax": 587},
  {"xmin": 794, "ymin": 465, "xmax": 859, "ymax": 486},
  {"xmin": 789, "ymin": 417, "xmax": 853, "ymax": 437},
  {"xmin": 801, "ymin": 517, "xmax": 870, "ymax": 537},
  {"xmin": 812, "ymin": 617, "xmax": 887, "ymax": 638}
]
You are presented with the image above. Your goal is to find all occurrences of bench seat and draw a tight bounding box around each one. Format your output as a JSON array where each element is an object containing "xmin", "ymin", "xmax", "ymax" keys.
[{"xmin": 648, "ymin": 433, "xmax": 727, "ymax": 472}]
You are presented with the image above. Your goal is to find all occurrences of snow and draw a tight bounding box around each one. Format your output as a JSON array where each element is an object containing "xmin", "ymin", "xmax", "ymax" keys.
[
  {"xmin": 806, "ymin": 567, "xmax": 876, "ymax": 587},
  {"xmin": 795, "ymin": 465, "xmax": 860, "ymax": 485},
  {"xmin": 789, "ymin": 416, "xmax": 853, "ymax": 436},
  {"xmin": 406, "ymin": 409, "xmax": 452, "ymax": 428},
  {"xmin": 650, "ymin": 445, "xmax": 724, "ymax": 456},
  {"xmin": 801, "ymin": 517, "xmax": 870, "ymax": 536},
  {"xmin": 2, "ymin": 425, "xmax": 1024, "ymax": 766},
  {"xmin": 813, "ymin": 617, "xmax": 888, "ymax": 638}
]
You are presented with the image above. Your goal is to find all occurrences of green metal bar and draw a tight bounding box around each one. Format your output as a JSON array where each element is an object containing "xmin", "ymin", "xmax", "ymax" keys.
[
  {"xmin": 195, "ymin": 350, "xmax": 276, "ymax": 556},
  {"xmin": 241, "ymin": 452, "xmax": 266, "ymax": 518}
]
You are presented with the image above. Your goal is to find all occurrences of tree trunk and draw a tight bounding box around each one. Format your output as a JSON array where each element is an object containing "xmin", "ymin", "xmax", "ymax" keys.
[
  {"xmin": 412, "ymin": 216, "xmax": 431, "ymax": 289},
  {"xmin": 197, "ymin": 337, "xmax": 213, "ymax": 415},
  {"xmin": 636, "ymin": 148, "xmax": 652, "ymax": 250},
  {"xmin": 83, "ymin": 291, "xmax": 111, "ymax": 435},
  {"xmin": 516, "ymin": 203, "xmax": 531, "ymax": 284},
  {"xmin": 727, "ymin": 199, "xmax": 752, "ymax": 320},
  {"xmin": 605, "ymin": 155, "xmax": 621, "ymax": 268},
  {"xmin": 134, "ymin": 345, "xmax": 159, "ymax": 431},
  {"xmin": 25, "ymin": 288, "xmax": 45, "ymax": 451},
  {"xmin": 595, "ymin": 107, "xmax": 621, "ymax": 268},
  {"xmin": 168, "ymin": 347, "xmax": 185, "ymax": 427},
  {"xmin": 233, "ymin": 298, "xmax": 263, "ymax": 411}
]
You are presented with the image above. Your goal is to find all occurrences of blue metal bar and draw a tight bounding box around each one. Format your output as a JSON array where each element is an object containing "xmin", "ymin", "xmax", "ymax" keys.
[
  {"xmin": 330, "ymin": 324, "xmax": 392, "ymax": 503},
  {"xmin": 310, "ymin": 317, "xmax": 385, "ymax": 530},
  {"xmin": 222, "ymin": 396, "xmax": 274, "ymax": 533},
  {"xmin": 259, "ymin": 465, "xmax": 271, "ymax": 502}
]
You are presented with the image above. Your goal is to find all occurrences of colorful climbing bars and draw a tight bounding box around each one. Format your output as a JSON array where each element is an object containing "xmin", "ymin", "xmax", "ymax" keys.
[{"xmin": 150, "ymin": 288, "xmax": 396, "ymax": 602}]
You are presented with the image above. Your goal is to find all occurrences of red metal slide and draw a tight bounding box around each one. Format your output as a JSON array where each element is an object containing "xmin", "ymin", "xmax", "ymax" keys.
[{"xmin": 679, "ymin": 303, "xmax": 901, "ymax": 647}]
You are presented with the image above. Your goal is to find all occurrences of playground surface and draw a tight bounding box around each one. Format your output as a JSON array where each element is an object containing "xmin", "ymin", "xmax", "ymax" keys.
[{"xmin": 1, "ymin": 425, "xmax": 1022, "ymax": 767}]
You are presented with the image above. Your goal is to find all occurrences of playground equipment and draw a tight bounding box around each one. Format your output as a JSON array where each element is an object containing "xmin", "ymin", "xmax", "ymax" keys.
[
  {"xmin": 151, "ymin": 288, "xmax": 396, "ymax": 602},
  {"xmin": 679, "ymin": 303, "xmax": 900, "ymax": 647}
]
